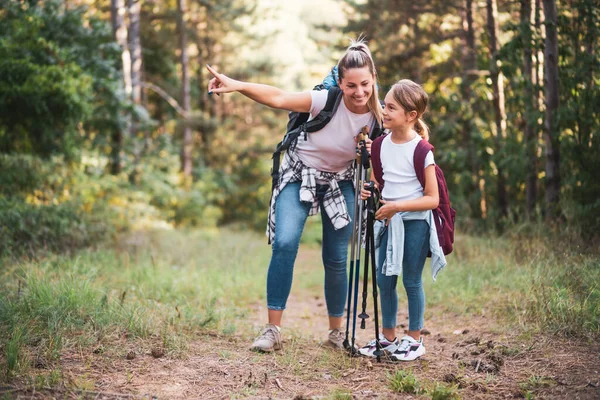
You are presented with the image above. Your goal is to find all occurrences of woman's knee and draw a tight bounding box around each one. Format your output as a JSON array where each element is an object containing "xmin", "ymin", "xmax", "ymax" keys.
[
  {"xmin": 402, "ymin": 276, "xmax": 423, "ymax": 290},
  {"xmin": 322, "ymin": 255, "xmax": 347, "ymax": 272},
  {"xmin": 272, "ymin": 230, "xmax": 302, "ymax": 254}
]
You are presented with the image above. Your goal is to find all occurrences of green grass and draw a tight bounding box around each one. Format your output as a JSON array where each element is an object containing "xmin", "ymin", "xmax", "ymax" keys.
[
  {"xmin": 0, "ymin": 229, "xmax": 279, "ymax": 381},
  {"xmin": 422, "ymin": 233, "xmax": 599, "ymax": 339},
  {"xmin": 387, "ymin": 368, "xmax": 460, "ymax": 399},
  {"xmin": 1, "ymin": 224, "xmax": 598, "ymax": 389},
  {"xmin": 387, "ymin": 368, "xmax": 421, "ymax": 394}
]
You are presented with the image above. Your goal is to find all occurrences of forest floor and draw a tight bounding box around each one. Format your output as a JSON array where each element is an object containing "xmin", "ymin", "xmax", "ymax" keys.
[{"xmin": 2, "ymin": 242, "xmax": 599, "ymax": 400}]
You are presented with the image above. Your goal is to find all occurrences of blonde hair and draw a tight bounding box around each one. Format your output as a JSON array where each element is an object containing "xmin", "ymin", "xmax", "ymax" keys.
[
  {"xmin": 390, "ymin": 79, "xmax": 430, "ymax": 141},
  {"xmin": 337, "ymin": 38, "xmax": 384, "ymax": 125}
]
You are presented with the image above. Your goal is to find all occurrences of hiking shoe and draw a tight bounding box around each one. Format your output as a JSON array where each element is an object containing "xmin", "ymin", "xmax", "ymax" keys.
[
  {"xmin": 326, "ymin": 329, "xmax": 345, "ymax": 349},
  {"xmin": 250, "ymin": 324, "xmax": 282, "ymax": 352},
  {"xmin": 358, "ymin": 334, "xmax": 400, "ymax": 357},
  {"xmin": 391, "ymin": 335, "xmax": 426, "ymax": 361}
]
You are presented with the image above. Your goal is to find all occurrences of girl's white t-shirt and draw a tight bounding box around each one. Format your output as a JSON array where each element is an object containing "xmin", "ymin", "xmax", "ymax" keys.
[
  {"xmin": 380, "ymin": 133, "xmax": 435, "ymax": 201},
  {"xmin": 294, "ymin": 90, "xmax": 374, "ymax": 173}
]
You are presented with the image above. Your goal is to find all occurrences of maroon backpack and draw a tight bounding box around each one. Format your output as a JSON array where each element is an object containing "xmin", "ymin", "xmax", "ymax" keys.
[{"xmin": 371, "ymin": 134, "xmax": 456, "ymax": 255}]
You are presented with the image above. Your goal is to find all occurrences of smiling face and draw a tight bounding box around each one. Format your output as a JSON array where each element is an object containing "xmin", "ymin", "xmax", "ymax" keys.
[
  {"xmin": 382, "ymin": 90, "xmax": 417, "ymax": 131},
  {"xmin": 338, "ymin": 66, "xmax": 374, "ymax": 113}
]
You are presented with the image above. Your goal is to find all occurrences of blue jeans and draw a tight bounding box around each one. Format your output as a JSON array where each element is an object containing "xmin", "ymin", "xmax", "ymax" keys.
[
  {"xmin": 376, "ymin": 220, "xmax": 430, "ymax": 331},
  {"xmin": 266, "ymin": 180, "xmax": 355, "ymax": 317}
]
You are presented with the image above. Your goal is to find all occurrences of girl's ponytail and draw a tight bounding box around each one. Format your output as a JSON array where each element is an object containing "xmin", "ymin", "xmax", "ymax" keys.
[
  {"xmin": 390, "ymin": 80, "xmax": 429, "ymax": 140},
  {"xmin": 415, "ymin": 118, "xmax": 430, "ymax": 141}
]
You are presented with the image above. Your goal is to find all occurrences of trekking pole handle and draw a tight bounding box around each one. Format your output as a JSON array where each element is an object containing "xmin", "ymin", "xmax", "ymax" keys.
[
  {"xmin": 365, "ymin": 181, "xmax": 379, "ymax": 212},
  {"xmin": 356, "ymin": 126, "xmax": 370, "ymax": 161}
]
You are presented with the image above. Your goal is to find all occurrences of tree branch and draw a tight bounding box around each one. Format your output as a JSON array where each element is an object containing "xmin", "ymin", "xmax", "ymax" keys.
[{"xmin": 141, "ymin": 81, "xmax": 188, "ymax": 119}]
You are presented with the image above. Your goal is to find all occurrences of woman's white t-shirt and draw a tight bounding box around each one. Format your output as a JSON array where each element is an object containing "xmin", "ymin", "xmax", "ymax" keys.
[
  {"xmin": 380, "ymin": 134, "xmax": 435, "ymax": 201},
  {"xmin": 294, "ymin": 90, "xmax": 374, "ymax": 173}
]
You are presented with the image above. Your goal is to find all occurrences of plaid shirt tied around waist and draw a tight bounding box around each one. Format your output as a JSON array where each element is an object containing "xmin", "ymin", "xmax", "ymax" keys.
[{"xmin": 267, "ymin": 150, "xmax": 355, "ymax": 244}]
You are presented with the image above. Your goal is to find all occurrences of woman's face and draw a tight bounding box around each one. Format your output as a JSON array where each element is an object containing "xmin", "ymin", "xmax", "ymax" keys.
[{"xmin": 338, "ymin": 66, "xmax": 374, "ymax": 113}]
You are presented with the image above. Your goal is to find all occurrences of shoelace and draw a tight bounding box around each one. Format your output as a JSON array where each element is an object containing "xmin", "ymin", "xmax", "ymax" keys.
[
  {"xmin": 396, "ymin": 339, "xmax": 412, "ymax": 353},
  {"xmin": 365, "ymin": 336, "xmax": 395, "ymax": 347},
  {"xmin": 330, "ymin": 330, "xmax": 343, "ymax": 341},
  {"xmin": 260, "ymin": 327, "xmax": 278, "ymax": 340}
]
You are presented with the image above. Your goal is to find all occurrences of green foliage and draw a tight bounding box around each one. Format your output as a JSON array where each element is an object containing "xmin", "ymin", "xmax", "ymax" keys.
[
  {"xmin": 519, "ymin": 375, "xmax": 556, "ymax": 398},
  {"xmin": 0, "ymin": 0, "xmax": 127, "ymax": 158},
  {"xmin": 525, "ymin": 251, "xmax": 600, "ymax": 338},
  {"xmin": 387, "ymin": 368, "xmax": 461, "ymax": 399},
  {"xmin": 0, "ymin": 198, "xmax": 108, "ymax": 258},
  {"xmin": 5, "ymin": 327, "xmax": 24, "ymax": 380},
  {"xmin": 425, "ymin": 225, "xmax": 599, "ymax": 339},
  {"xmin": 0, "ymin": 147, "xmax": 229, "ymax": 257},
  {"xmin": 387, "ymin": 369, "xmax": 422, "ymax": 394},
  {"xmin": 342, "ymin": 0, "xmax": 599, "ymax": 234},
  {"xmin": 0, "ymin": 154, "xmax": 115, "ymax": 258},
  {"xmin": 429, "ymin": 383, "xmax": 461, "ymax": 400},
  {"xmin": 0, "ymin": 58, "xmax": 93, "ymax": 158},
  {"xmin": 327, "ymin": 388, "xmax": 353, "ymax": 400}
]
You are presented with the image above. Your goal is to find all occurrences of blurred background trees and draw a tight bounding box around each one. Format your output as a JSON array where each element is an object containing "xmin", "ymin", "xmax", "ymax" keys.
[{"xmin": 0, "ymin": 0, "xmax": 598, "ymax": 257}]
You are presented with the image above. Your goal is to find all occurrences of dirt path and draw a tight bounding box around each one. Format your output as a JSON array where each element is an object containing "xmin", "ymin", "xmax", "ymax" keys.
[
  {"xmin": 9, "ymin": 248, "xmax": 600, "ymax": 399},
  {"xmin": 48, "ymin": 294, "xmax": 599, "ymax": 400}
]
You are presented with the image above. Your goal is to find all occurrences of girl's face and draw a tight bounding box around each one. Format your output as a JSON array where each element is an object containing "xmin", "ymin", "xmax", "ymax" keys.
[
  {"xmin": 382, "ymin": 91, "xmax": 416, "ymax": 130},
  {"xmin": 338, "ymin": 66, "xmax": 374, "ymax": 113}
]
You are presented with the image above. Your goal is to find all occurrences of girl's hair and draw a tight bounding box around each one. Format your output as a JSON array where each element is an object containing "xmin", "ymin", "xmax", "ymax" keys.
[
  {"xmin": 390, "ymin": 79, "xmax": 430, "ymax": 140},
  {"xmin": 337, "ymin": 38, "xmax": 383, "ymax": 124}
]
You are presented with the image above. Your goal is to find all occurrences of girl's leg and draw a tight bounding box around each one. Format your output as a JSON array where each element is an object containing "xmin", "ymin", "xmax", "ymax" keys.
[
  {"xmin": 401, "ymin": 220, "xmax": 430, "ymax": 340},
  {"xmin": 375, "ymin": 227, "xmax": 399, "ymax": 341},
  {"xmin": 266, "ymin": 182, "xmax": 311, "ymax": 325},
  {"xmin": 320, "ymin": 180, "xmax": 354, "ymax": 330}
]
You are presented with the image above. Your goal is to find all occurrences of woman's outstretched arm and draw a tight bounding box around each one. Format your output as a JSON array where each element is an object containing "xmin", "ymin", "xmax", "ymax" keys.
[{"xmin": 206, "ymin": 65, "xmax": 312, "ymax": 113}]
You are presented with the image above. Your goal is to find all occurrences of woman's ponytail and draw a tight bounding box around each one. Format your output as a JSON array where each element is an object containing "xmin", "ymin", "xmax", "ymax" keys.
[{"xmin": 337, "ymin": 38, "xmax": 383, "ymax": 124}]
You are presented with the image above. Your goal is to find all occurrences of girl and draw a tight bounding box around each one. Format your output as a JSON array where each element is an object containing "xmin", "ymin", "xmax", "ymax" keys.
[
  {"xmin": 358, "ymin": 79, "xmax": 446, "ymax": 361},
  {"xmin": 206, "ymin": 39, "xmax": 383, "ymax": 352}
]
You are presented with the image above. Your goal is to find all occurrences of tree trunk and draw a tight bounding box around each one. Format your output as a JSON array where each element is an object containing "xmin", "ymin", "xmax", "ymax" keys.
[
  {"xmin": 177, "ymin": 0, "xmax": 193, "ymax": 177},
  {"xmin": 487, "ymin": 0, "xmax": 508, "ymax": 220},
  {"xmin": 128, "ymin": 0, "xmax": 142, "ymax": 146},
  {"xmin": 196, "ymin": 7, "xmax": 217, "ymax": 151},
  {"xmin": 109, "ymin": 0, "xmax": 128, "ymax": 174},
  {"xmin": 542, "ymin": 0, "xmax": 561, "ymax": 219},
  {"xmin": 535, "ymin": 0, "xmax": 545, "ymax": 114},
  {"xmin": 521, "ymin": 0, "xmax": 538, "ymax": 218},
  {"xmin": 460, "ymin": 0, "xmax": 483, "ymax": 219},
  {"xmin": 575, "ymin": 3, "xmax": 596, "ymax": 153}
]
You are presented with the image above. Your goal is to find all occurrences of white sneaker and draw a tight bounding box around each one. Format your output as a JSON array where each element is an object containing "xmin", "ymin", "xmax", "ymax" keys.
[
  {"xmin": 325, "ymin": 329, "xmax": 345, "ymax": 349},
  {"xmin": 358, "ymin": 334, "xmax": 400, "ymax": 357},
  {"xmin": 250, "ymin": 324, "xmax": 282, "ymax": 352},
  {"xmin": 391, "ymin": 335, "xmax": 426, "ymax": 361}
]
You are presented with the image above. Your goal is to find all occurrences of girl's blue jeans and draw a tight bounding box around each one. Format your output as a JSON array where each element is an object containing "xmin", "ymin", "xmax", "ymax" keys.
[
  {"xmin": 376, "ymin": 219, "xmax": 430, "ymax": 331},
  {"xmin": 266, "ymin": 180, "xmax": 355, "ymax": 317}
]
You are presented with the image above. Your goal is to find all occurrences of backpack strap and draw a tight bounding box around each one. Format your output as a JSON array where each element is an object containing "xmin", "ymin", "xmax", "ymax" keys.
[
  {"xmin": 303, "ymin": 86, "xmax": 343, "ymax": 133},
  {"xmin": 270, "ymin": 87, "xmax": 343, "ymax": 191},
  {"xmin": 371, "ymin": 133, "xmax": 388, "ymax": 190},
  {"xmin": 413, "ymin": 140, "xmax": 434, "ymax": 188},
  {"xmin": 369, "ymin": 118, "xmax": 384, "ymax": 140}
]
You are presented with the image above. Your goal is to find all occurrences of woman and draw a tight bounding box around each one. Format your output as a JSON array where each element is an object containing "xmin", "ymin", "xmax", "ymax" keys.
[{"xmin": 207, "ymin": 39, "xmax": 383, "ymax": 352}]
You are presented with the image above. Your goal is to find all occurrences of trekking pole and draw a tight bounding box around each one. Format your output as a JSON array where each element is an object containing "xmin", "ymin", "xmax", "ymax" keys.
[
  {"xmin": 358, "ymin": 236, "xmax": 370, "ymax": 330},
  {"xmin": 343, "ymin": 155, "xmax": 362, "ymax": 353},
  {"xmin": 366, "ymin": 181, "xmax": 383, "ymax": 362},
  {"xmin": 349, "ymin": 128, "xmax": 371, "ymax": 352},
  {"xmin": 358, "ymin": 185, "xmax": 373, "ymax": 330},
  {"xmin": 343, "ymin": 126, "xmax": 370, "ymax": 353}
]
